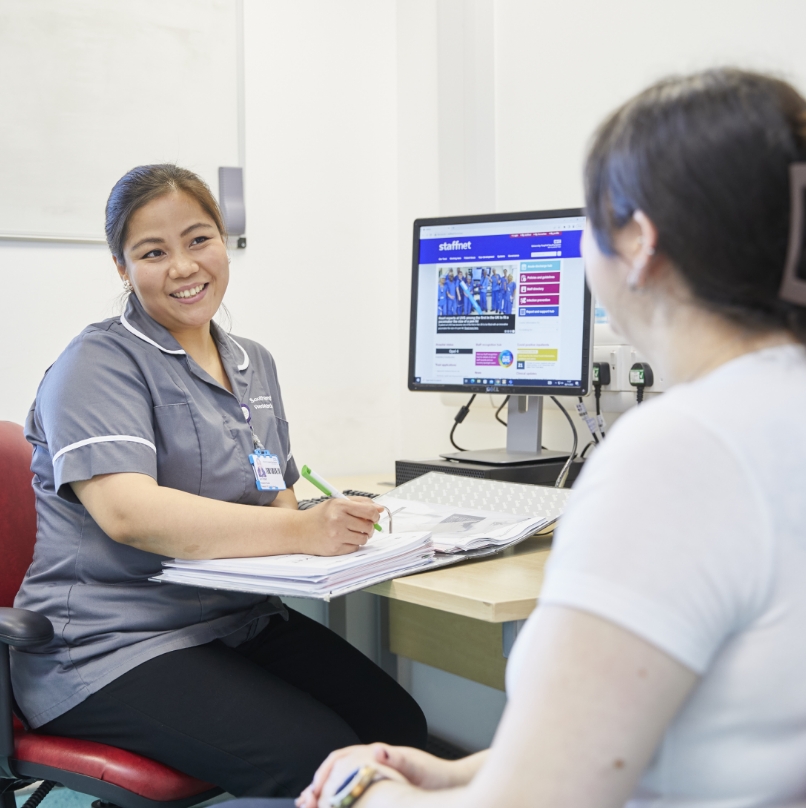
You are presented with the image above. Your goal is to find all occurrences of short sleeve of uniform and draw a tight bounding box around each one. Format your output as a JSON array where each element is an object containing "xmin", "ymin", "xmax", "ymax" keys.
[
  {"xmin": 540, "ymin": 403, "xmax": 773, "ymax": 674},
  {"xmin": 284, "ymin": 447, "xmax": 300, "ymax": 488},
  {"xmin": 35, "ymin": 332, "xmax": 157, "ymax": 500}
]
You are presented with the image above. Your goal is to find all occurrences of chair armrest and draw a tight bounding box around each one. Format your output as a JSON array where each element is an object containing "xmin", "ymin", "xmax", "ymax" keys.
[{"xmin": 0, "ymin": 607, "xmax": 53, "ymax": 647}]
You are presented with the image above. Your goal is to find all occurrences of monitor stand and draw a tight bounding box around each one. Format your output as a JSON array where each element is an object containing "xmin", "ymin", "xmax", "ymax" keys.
[{"xmin": 440, "ymin": 395, "xmax": 569, "ymax": 466}]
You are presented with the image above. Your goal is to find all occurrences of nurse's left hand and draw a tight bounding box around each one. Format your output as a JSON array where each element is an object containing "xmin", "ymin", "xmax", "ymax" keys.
[{"xmin": 296, "ymin": 744, "xmax": 407, "ymax": 808}]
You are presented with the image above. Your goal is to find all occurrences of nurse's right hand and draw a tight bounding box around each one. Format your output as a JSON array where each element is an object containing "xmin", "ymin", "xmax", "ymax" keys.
[{"xmin": 301, "ymin": 496, "xmax": 384, "ymax": 556}]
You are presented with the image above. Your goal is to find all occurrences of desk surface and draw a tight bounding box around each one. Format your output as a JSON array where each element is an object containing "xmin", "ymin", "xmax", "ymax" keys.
[
  {"xmin": 300, "ymin": 473, "xmax": 550, "ymax": 624},
  {"xmin": 366, "ymin": 536, "xmax": 551, "ymax": 623}
]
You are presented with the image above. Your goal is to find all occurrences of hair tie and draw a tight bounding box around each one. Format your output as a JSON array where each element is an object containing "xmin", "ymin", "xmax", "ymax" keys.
[{"xmin": 779, "ymin": 163, "xmax": 806, "ymax": 306}]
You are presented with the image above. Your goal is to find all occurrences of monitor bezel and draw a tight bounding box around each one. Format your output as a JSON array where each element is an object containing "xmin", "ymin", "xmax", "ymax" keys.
[{"xmin": 408, "ymin": 208, "xmax": 593, "ymax": 397}]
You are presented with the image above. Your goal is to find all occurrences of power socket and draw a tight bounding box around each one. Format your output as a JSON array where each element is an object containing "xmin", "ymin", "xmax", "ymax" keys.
[
  {"xmin": 591, "ymin": 342, "xmax": 667, "ymax": 412},
  {"xmin": 618, "ymin": 347, "xmax": 667, "ymax": 394},
  {"xmin": 593, "ymin": 345, "xmax": 666, "ymax": 394},
  {"xmin": 592, "ymin": 346, "xmax": 618, "ymax": 390}
]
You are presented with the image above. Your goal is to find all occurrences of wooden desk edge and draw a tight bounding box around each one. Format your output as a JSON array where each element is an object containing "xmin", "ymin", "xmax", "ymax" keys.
[
  {"xmin": 321, "ymin": 473, "xmax": 548, "ymax": 624},
  {"xmin": 366, "ymin": 579, "xmax": 538, "ymax": 623}
]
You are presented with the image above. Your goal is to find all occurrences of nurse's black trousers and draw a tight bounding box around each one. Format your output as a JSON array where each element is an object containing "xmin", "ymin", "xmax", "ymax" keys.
[{"xmin": 42, "ymin": 608, "xmax": 428, "ymax": 798}]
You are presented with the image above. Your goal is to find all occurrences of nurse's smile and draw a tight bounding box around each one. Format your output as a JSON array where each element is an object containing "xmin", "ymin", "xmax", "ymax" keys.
[{"xmin": 170, "ymin": 282, "xmax": 209, "ymax": 302}]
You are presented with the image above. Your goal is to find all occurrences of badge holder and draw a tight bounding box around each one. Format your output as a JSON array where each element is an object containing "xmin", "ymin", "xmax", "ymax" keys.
[{"xmin": 249, "ymin": 448, "xmax": 287, "ymax": 491}]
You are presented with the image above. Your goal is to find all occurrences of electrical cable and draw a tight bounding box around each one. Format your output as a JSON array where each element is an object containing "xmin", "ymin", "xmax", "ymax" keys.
[
  {"xmin": 22, "ymin": 782, "xmax": 56, "ymax": 808},
  {"xmin": 596, "ymin": 394, "xmax": 607, "ymax": 437},
  {"xmin": 449, "ymin": 421, "xmax": 463, "ymax": 451},
  {"xmin": 629, "ymin": 362, "xmax": 654, "ymax": 406},
  {"xmin": 449, "ymin": 394, "xmax": 476, "ymax": 452},
  {"xmin": 550, "ymin": 395, "xmax": 578, "ymax": 488},
  {"xmin": 575, "ymin": 396, "xmax": 600, "ymax": 444},
  {"xmin": 591, "ymin": 361, "xmax": 610, "ymax": 438},
  {"xmin": 495, "ymin": 395, "xmax": 510, "ymax": 426},
  {"xmin": 580, "ymin": 440, "xmax": 595, "ymax": 459}
]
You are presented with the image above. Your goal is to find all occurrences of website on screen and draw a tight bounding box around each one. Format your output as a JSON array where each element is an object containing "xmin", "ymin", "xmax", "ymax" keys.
[{"xmin": 413, "ymin": 216, "xmax": 587, "ymax": 388}]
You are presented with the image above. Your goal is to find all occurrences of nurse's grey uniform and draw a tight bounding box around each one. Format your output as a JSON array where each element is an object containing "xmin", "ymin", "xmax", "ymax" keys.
[{"xmin": 12, "ymin": 294, "xmax": 297, "ymax": 729}]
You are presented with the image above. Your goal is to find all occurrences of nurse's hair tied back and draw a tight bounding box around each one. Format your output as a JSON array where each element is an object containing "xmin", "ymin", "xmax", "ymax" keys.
[
  {"xmin": 584, "ymin": 67, "xmax": 806, "ymax": 343},
  {"xmin": 105, "ymin": 164, "xmax": 227, "ymax": 264}
]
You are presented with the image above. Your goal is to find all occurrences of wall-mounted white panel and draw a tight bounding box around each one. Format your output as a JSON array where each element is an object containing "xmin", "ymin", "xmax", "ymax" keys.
[{"xmin": 0, "ymin": 0, "xmax": 240, "ymax": 240}]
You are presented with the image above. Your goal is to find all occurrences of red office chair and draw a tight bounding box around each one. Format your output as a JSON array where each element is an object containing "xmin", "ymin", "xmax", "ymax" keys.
[{"xmin": 0, "ymin": 420, "xmax": 225, "ymax": 808}]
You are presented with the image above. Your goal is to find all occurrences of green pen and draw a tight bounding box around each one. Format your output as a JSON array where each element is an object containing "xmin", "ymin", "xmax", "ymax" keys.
[{"xmin": 301, "ymin": 465, "xmax": 382, "ymax": 532}]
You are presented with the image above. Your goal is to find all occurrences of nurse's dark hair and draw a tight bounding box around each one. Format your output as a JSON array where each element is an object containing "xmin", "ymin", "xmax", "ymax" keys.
[
  {"xmin": 105, "ymin": 164, "xmax": 227, "ymax": 263},
  {"xmin": 584, "ymin": 67, "xmax": 806, "ymax": 342}
]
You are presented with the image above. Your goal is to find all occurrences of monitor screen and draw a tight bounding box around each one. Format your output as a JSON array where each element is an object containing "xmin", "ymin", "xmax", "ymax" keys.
[{"xmin": 408, "ymin": 209, "xmax": 592, "ymax": 396}]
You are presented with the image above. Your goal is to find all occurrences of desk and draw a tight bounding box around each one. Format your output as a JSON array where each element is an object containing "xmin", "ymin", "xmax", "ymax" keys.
[
  {"xmin": 301, "ymin": 474, "xmax": 549, "ymax": 692},
  {"xmin": 366, "ymin": 536, "xmax": 550, "ymax": 623},
  {"xmin": 368, "ymin": 536, "xmax": 550, "ymax": 690}
]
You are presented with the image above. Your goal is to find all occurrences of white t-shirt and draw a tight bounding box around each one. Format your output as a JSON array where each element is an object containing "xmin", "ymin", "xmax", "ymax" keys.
[{"xmin": 506, "ymin": 344, "xmax": 806, "ymax": 808}]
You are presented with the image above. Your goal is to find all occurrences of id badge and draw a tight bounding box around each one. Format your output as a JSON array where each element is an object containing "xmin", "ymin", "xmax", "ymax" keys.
[{"xmin": 249, "ymin": 449, "xmax": 287, "ymax": 491}]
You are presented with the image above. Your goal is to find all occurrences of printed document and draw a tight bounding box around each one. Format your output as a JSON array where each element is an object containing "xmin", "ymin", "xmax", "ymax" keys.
[{"xmin": 377, "ymin": 497, "xmax": 549, "ymax": 553}]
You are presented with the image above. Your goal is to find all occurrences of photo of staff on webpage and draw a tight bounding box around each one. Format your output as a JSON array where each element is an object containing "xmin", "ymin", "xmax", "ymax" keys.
[{"xmin": 436, "ymin": 265, "xmax": 517, "ymax": 334}]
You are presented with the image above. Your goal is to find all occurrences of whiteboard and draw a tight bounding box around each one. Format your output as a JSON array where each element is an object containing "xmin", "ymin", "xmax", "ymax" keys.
[{"xmin": 0, "ymin": 0, "xmax": 240, "ymax": 240}]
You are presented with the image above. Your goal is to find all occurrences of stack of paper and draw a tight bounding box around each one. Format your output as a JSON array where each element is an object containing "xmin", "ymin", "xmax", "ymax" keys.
[
  {"xmin": 154, "ymin": 473, "xmax": 571, "ymax": 600},
  {"xmin": 153, "ymin": 532, "xmax": 434, "ymax": 600},
  {"xmin": 376, "ymin": 497, "xmax": 550, "ymax": 554}
]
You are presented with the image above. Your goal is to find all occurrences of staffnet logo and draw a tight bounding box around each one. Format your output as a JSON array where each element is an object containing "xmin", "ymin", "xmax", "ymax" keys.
[{"xmin": 438, "ymin": 240, "xmax": 472, "ymax": 251}]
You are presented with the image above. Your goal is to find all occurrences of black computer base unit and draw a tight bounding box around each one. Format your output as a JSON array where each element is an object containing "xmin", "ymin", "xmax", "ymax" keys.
[{"xmin": 395, "ymin": 456, "xmax": 584, "ymax": 488}]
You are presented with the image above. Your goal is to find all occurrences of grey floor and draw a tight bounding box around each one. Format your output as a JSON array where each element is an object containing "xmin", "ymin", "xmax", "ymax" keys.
[
  {"xmin": 14, "ymin": 787, "xmax": 94, "ymax": 808},
  {"xmin": 14, "ymin": 785, "xmax": 235, "ymax": 808}
]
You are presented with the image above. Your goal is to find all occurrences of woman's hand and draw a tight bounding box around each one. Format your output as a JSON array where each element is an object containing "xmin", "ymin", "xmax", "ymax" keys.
[
  {"xmin": 372, "ymin": 745, "xmax": 479, "ymax": 790},
  {"xmin": 296, "ymin": 744, "xmax": 407, "ymax": 808},
  {"xmin": 296, "ymin": 743, "xmax": 478, "ymax": 808},
  {"xmin": 299, "ymin": 496, "xmax": 384, "ymax": 556}
]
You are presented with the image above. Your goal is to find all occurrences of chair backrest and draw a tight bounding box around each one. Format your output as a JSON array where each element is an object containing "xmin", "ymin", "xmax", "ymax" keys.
[{"xmin": 0, "ymin": 421, "xmax": 36, "ymax": 608}]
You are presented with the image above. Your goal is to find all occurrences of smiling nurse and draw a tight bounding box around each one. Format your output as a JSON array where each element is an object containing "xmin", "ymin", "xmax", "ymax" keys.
[{"xmin": 11, "ymin": 165, "xmax": 426, "ymax": 799}]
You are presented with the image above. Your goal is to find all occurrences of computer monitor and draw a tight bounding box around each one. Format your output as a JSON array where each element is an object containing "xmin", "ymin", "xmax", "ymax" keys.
[{"xmin": 408, "ymin": 208, "xmax": 593, "ymax": 465}]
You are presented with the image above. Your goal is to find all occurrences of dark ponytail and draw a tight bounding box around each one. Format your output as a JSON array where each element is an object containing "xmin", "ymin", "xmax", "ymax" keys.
[{"xmin": 584, "ymin": 68, "xmax": 806, "ymax": 343}]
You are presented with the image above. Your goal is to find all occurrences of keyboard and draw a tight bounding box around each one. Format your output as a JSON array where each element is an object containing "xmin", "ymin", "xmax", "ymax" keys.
[{"xmin": 296, "ymin": 490, "xmax": 380, "ymax": 510}]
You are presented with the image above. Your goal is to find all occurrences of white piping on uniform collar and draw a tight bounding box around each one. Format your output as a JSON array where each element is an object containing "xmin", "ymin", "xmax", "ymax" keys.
[
  {"xmin": 227, "ymin": 334, "xmax": 250, "ymax": 371},
  {"xmin": 121, "ymin": 311, "xmax": 249, "ymax": 372},
  {"xmin": 120, "ymin": 312, "xmax": 186, "ymax": 355}
]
